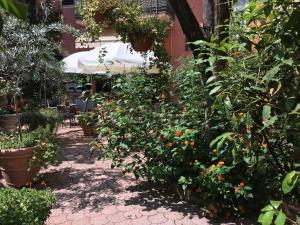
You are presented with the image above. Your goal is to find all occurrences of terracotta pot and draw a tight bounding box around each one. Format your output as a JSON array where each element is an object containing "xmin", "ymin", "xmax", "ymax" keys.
[
  {"xmin": 130, "ymin": 33, "xmax": 154, "ymax": 52},
  {"xmin": 0, "ymin": 146, "xmax": 40, "ymax": 188},
  {"xmin": 0, "ymin": 94, "xmax": 7, "ymax": 105},
  {"xmin": 82, "ymin": 123, "xmax": 95, "ymax": 136},
  {"xmin": 0, "ymin": 114, "xmax": 19, "ymax": 133}
]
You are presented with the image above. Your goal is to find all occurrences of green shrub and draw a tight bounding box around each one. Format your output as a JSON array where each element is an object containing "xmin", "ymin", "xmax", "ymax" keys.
[
  {"xmin": 21, "ymin": 109, "xmax": 62, "ymax": 131},
  {"xmin": 78, "ymin": 112, "xmax": 97, "ymax": 127},
  {"xmin": 0, "ymin": 188, "xmax": 55, "ymax": 225}
]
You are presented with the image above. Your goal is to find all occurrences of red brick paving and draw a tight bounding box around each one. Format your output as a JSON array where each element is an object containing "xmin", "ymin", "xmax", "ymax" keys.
[{"xmin": 43, "ymin": 127, "xmax": 253, "ymax": 225}]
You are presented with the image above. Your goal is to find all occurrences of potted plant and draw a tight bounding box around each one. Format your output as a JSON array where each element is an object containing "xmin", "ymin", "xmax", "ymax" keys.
[
  {"xmin": 0, "ymin": 98, "xmax": 29, "ymax": 133},
  {"xmin": 0, "ymin": 126, "xmax": 58, "ymax": 187},
  {"xmin": 115, "ymin": 15, "xmax": 169, "ymax": 52},
  {"xmin": 78, "ymin": 112, "xmax": 97, "ymax": 137}
]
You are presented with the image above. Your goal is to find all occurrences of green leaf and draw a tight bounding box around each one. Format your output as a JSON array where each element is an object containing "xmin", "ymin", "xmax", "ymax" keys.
[
  {"xmin": 0, "ymin": 0, "xmax": 28, "ymax": 20},
  {"xmin": 209, "ymin": 86, "xmax": 222, "ymax": 95},
  {"xmin": 270, "ymin": 200, "xmax": 282, "ymax": 210},
  {"xmin": 263, "ymin": 65, "xmax": 281, "ymax": 83},
  {"xmin": 282, "ymin": 171, "xmax": 299, "ymax": 194},
  {"xmin": 210, "ymin": 132, "xmax": 234, "ymax": 149},
  {"xmin": 261, "ymin": 204, "xmax": 274, "ymax": 212},
  {"xmin": 274, "ymin": 210, "xmax": 286, "ymax": 225},
  {"xmin": 262, "ymin": 105, "xmax": 271, "ymax": 124},
  {"xmin": 258, "ymin": 211, "xmax": 275, "ymax": 225}
]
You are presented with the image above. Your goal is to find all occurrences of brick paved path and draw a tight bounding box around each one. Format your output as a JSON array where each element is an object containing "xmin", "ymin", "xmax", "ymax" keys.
[{"xmin": 44, "ymin": 127, "xmax": 252, "ymax": 225}]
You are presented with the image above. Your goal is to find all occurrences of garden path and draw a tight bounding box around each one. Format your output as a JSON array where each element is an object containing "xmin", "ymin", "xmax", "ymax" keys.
[{"xmin": 44, "ymin": 127, "xmax": 251, "ymax": 225}]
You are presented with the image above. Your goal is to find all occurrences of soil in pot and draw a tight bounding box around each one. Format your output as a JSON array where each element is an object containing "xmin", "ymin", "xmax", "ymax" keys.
[
  {"xmin": 0, "ymin": 114, "xmax": 19, "ymax": 133},
  {"xmin": 130, "ymin": 33, "xmax": 154, "ymax": 52},
  {"xmin": 0, "ymin": 146, "xmax": 40, "ymax": 188}
]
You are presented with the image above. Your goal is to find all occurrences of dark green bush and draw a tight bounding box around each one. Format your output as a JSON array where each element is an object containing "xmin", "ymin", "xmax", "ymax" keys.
[
  {"xmin": 0, "ymin": 188, "xmax": 55, "ymax": 225},
  {"xmin": 21, "ymin": 109, "xmax": 62, "ymax": 131}
]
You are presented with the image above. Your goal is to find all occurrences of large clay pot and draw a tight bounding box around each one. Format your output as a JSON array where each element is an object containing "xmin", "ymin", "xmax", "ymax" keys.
[
  {"xmin": 0, "ymin": 94, "xmax": 7, "ymax": 105},
  {"xmin": 130, "ymin": 33, "xmax": 154, "ymax": 52},
  {"xmin": 0, "ymin": 114, "xmax": 19, "ymax": 133},
  {"xmin": 82, "ymin": 123, "xmax": 95, "ymax": 136},
  {"xmin": 0, "ymin": 146, "xmax": 40, "ymax": 188}
]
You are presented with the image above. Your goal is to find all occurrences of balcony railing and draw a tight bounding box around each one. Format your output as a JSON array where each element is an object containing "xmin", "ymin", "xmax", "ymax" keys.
[{"xmin": 135, "ymin": 0, "xmax": 169, "ymax": 14}]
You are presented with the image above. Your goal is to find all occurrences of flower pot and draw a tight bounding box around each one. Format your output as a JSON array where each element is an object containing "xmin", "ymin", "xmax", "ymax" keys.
[
  {"xmin": 0, "ymin": 114, "xmax": 19, "ymax": 133},
  {"xmin": 0, "ymin": 146, "xmax": 40, "ymax": 188},
  {"xmin": 0, "ymin": 94, "xmax": 7, "ymax": 105},
  {"xmin": 130, "ymin": 33, "xmax": 154, "ymax": 52},
  {"xmin": 82, "ymin": 123, "xmax": 94, "ymax": 136}
]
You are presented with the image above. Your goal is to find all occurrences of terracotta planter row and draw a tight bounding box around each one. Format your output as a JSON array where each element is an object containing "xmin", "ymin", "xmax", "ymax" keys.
[{"xmin": 0, "ymin": 146, "xmax": 39, "ymax": 187}]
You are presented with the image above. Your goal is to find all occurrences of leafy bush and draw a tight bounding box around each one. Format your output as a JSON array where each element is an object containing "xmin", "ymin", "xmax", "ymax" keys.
[
  {"xmin": 21, "ymin": 109, "xmax": 62, "ymax": 131},
  {"xmin": 92, "ymin": 1, "xmax": 300, "ymax": 219},
  {"xmin": 0, "ymin": 188, "xmax": 55, "ymax": 225}
]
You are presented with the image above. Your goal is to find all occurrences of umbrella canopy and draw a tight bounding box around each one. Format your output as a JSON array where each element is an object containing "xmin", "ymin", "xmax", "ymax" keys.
[
  {"xmin": 62, "ymin": 51, "xmax": 89, "ymax": 73},
  {"xmin": 62, "ymin": 42, "xmax": 158, "ymax": 74}
]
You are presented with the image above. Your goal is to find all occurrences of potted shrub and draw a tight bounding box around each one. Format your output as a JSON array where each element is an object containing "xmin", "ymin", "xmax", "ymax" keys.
[
  {"xmin": 0, "ymin": 188, "xmax": 55, "ymax": 225},
  {"xmin": 78, "ymin": 112, "xmax": 97, "ymax": 137},
  {"xmin": 0, "ymin": 98, "xmax": 29, "ymax": 133},
  {"xmin": 0, "ymin": 126, "xmax": 58, "ymax": 187}
]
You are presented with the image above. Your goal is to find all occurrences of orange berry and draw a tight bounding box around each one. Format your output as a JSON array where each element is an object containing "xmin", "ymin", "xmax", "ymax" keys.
[
  {"xmin": 217, "ymin": 161, "xmax": 224, "ymax": 166},
  {"xmin": 211, "ymin": 164, "xmax": 216, "ymax": 169},
  {"xmin": 239, "ymin": 182, "xmax": 245, "ymax": 187},
  {"xmin": 184, "ymin": 140, "xmax": 189, "ymax": 145},
  {"xmin": 108, "ymin": 130, "xmax": 113, "ymax": 135},
  {"xmin": 175, "ymin": 130, "xmax": 181, "ymax": 137},
  {"xmin": 234, "ymin": 187, "xmax": 239, "ymax": 193},
  {"xmin": 194, "ymin": 160, "xmax": 198, "ymax": 163}
]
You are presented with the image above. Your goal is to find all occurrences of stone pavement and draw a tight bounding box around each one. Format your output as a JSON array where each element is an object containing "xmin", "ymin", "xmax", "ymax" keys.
[{"xmin": 43, "ymin": 127, "xmax": 252, "ymax": 225}]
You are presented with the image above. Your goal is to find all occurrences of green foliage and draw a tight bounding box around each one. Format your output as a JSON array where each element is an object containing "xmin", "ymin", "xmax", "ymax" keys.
[
  {"xmin": 0, "ymin": 188, "xmax": 55, "ymax": 225},
  {"xmin": 78, "ymin": 112, "xmax": 97, "ymax": 126},
  {"xmin": 258, "ymin": 171, "xmax": 300, "ymax": 225},
  {"xmin": 21, "ymin": 109, "xmax": 63, "ymax": 131},
  {"xmin": 0, "ymin": 126, "xmax": 58, "ymax": 170},
  {"xmin": 91, "ymin": 0, "xmax": 300, "ymax": 219}
]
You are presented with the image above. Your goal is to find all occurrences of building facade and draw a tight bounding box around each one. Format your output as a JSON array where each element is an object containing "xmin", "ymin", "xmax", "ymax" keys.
[{"xmin": 60, "ymin": 0, "xmax": 203, "ymax": 67}]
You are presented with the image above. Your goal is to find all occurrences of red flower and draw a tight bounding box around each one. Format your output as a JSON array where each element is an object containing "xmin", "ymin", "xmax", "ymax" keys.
[
  {"xmin": 217, "ymin": 161, "xmax": 224, "ymax": 166},
  {"xmin": 16, "ymin": 108, "xmax": 22, "ymax": 113},
  {"xmin": 175, "ymin": 130, "xmax": 181, "ymax": 137},
  {"xmin": 19, "ymin": 98, "xmax": 25, "ymax": 104},
  {"xmin": 10, "ymin": 104, "xmax": 15, "ymax": 109},
  {"xmin": 25, "ymin": 103, "xmax": 29, "ymax": 108},
  {"xmin": 239, "ymin": 182, "xmax": 245, "ymax": 187}
]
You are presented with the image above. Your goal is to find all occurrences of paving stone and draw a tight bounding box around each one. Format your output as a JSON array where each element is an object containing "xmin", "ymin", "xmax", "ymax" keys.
[
  {"xmin": 124, "ymin": 209, "xmax": 142, "ymax": 220},
  {"xmin": 71, "ymin": 218, "xmax": 91, "ymax": 225},
  {"xmin": 49, "ymin": 214, "xmax": 69, "ymax": 225},
  {"xmin": 131, "ymin": 216, "xmax": 151, "ymax": 225},
  {"xmin": 67, "ymin": 212, "xmax": 86, "ymax": 221},
  {"xmin": 101, "ymin": 206, "xmax": 119, "ymax": 215},
  {"xmin": 90, "ymin": 215, "xmax": 109, "ymax": 225},
  {"xmin": 148, "ymin": 213, "xmax": 168, "ymax": 224},
  {"xmin": 164, "ymin": 212, "xmax": 184, "ymax": 220},
  {"xmin": 107, "ymin": 212, "xmax": 126, "ymax": 223}
]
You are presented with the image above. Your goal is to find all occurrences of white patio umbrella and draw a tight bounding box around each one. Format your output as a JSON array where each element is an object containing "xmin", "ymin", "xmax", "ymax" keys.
[
  {"xmin": 62, "ymin": 42, "xmax": 158, "ymax": 74},
  {"xmin": 62, "ymin": 51, "xmax": 89, "ymax": 73}
]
